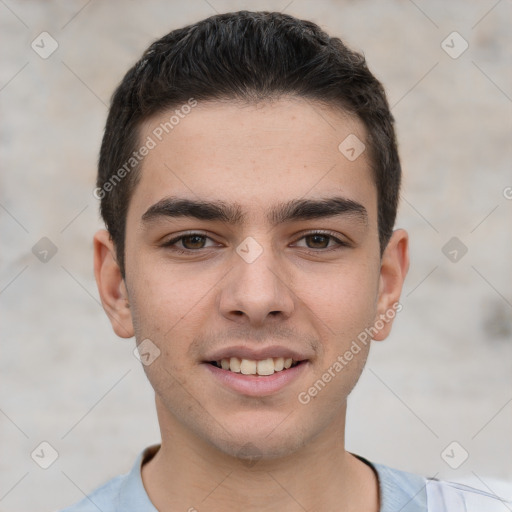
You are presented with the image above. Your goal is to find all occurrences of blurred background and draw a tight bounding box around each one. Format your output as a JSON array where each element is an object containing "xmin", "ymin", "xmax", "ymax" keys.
[{"xmin": 1, "ymin": 1, "xmax": 511, "ymax": 510}]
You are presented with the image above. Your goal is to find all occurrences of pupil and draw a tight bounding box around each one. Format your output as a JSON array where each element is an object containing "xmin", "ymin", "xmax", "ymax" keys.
[
  {"xmin": 307, "ymin": 234, "xmax": 329, "ymax": 249},
  {"xmin": 183, "ymin": 235, "xmax": 205, "ymax": 249}
]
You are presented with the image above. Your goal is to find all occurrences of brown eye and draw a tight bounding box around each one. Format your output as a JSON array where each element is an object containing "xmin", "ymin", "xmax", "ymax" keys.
[
  {"xmin": 181, "ymin": 235, "xmax": 207, "ymax": 249},
  {"xmin": 304, "ymin": 234, "xmax": 331, "ymax": 249}
]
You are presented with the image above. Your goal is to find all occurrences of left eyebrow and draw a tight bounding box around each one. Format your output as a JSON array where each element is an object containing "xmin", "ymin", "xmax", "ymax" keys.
[{"xmin": 269, "ymin": 197, "xmax": 368, "ymax": 225}]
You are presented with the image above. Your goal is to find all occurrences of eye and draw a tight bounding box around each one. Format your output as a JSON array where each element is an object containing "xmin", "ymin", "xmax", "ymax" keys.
[
  {"xmin": 162, "ymin": 233, "xmax": 219, "ymax": 251},
  {"xmin": 293, "ymin": 231, "xmax": 347, "ymax": 250},
  {"xmin": 304, "ymin": 234, "xmax": 332, "ymax": 249},
  {"xmin": 180, "ymin": 234, "xmax": 208, "ymax": 249}
]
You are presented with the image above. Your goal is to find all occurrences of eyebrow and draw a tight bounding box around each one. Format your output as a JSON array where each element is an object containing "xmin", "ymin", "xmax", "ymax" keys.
[
  {"xmin": 141, "ymin": 196, "xmax": 368, "ymax": 226},
  {"xmin": 269, "ymin": 197, "xmax": 368, "ymax": 225}
]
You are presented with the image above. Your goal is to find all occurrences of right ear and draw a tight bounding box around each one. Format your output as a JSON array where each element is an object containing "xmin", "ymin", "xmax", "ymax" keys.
[{"xmin": 93, "ymin": 229, "xmax": 134, "ymax": 339}]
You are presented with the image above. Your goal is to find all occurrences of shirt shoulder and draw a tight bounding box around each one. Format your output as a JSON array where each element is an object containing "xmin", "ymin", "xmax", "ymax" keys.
[
  {"xmin": 58, "ymin": 447, "xmax": 510, "ymax": 512},
  {"xmin": 355, "ymin": 454, "xmax": 511, "ymax": 512},
  {"xmin": 57, "ymin": 474, "xmax": 125, "ymax": 512},
  {"xmin": 368, "ymin": 459, "xmax": 429, "ymax": 511},
  {"xmin": 57, "ymin": 445, "xmax": 159, "ymax": 512},
  {"xmin": 426, "ymin": 478, "xmax": 512, "ymax": 511}
]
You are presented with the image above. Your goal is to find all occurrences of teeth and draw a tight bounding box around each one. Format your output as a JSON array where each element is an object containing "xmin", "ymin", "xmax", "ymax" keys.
[
  {"xmin": 229, "ymin": 357, "xmax": 241, "ymax": 373},
  {"xmin": 216, "ymin": 357, "xmax": 300, "ymax": 375},
  {"xmin": 240, "ymin": 359, "xmax": 257, "ymax": 375},
  {"xmin": 257, "ymin": 358, "xmax": 275, "ymax": 376}
]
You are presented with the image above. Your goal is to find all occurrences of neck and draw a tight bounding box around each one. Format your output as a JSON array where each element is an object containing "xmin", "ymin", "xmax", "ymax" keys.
[{"xmin": 141, "ymin": 398, "xmax": 379, "ymax": 512}]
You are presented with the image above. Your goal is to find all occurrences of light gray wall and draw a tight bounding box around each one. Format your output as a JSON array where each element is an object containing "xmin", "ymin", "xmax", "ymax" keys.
[{"xmin": 1, "ymin": 1, "xmax": 511, "ymax": 510}]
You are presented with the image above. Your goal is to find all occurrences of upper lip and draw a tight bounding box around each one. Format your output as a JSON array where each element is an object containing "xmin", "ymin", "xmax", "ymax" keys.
[{"xmin": 203, "ymin": 345, "xmax": 311, "ymax": 362}]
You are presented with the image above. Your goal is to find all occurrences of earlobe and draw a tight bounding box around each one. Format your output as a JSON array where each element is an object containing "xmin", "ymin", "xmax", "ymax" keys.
[
  {"xmin": 372, "ymin": 229, "xmax": 409, "ymax": 341},
  {"xmin": 93, "ymin": 229, "xmax": 134, "ymax": 339}
]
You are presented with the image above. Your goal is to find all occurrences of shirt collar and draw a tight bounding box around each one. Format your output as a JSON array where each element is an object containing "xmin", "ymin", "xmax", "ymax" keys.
[
  {"xmin": 122, "ymin": 445, "xmax": 428, "ymax": 512},
  {"xmin": 117, "ymin": 444, "xmax": 160, "ymax": 511},
  {"xmin": 352, "ymin": 453, "xmax": 428, "ymax": 512}
]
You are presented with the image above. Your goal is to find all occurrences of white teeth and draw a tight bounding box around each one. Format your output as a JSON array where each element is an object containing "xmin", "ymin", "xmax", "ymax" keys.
[
  {"xmin": 274, "ymin": 357, "xmax": 284, "ymax": 371},
  {"xmin": 216, "ymin": 356, "xmax": 299, "ymax": 375},
  {"xmin": 240, "ymin": 359, "xmax": 257, "ymax": 375},
  {"xmin": 229, "ymin": 357, "xmax": 241, "ymax": 373},
  {"xmin": 257, "ymin": 358, "xmax": 275, "ymax": 376}
]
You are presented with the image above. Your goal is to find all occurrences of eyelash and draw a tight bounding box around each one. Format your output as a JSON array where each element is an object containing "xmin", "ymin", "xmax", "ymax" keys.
[{"xmin": 161, "ymin": 230, "xmax": 349, "ymax": 255}]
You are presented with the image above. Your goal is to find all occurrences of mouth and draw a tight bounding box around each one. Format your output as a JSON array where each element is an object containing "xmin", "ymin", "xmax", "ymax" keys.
[
  {"xmin": 203, "ymin": 356, "xmax": 309, "ymax": 396},
  {"xmin": 207, "ymin": 357, "xmax": 305, "ymax": 376}
]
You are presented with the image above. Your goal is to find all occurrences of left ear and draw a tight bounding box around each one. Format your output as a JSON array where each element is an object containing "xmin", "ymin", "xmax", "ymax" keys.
[{"xmin": 372, "ymin": 229, "xmax": 409, "ymax": 341}]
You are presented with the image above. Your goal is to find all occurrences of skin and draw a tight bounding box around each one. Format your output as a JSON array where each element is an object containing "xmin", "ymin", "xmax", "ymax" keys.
[{"xmin": 94, "ymin": 97, "xmax": 409, "ymax": 512}]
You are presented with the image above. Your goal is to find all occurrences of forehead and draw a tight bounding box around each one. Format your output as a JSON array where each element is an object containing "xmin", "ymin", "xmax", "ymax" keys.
[{"xmin": 130, "ymin": 97, "xmax": 376, "ymax": 222}]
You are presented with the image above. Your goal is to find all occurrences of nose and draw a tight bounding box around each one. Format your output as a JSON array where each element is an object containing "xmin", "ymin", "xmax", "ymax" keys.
[{"xmin": 218, "ymin": 241, "xmax": 295, "ymax": 327}]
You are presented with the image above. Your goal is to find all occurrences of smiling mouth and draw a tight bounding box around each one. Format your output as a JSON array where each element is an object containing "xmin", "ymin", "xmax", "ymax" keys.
[{"xmin": 208, "ymin": 357, "xmax": 304, "ymax": 376}]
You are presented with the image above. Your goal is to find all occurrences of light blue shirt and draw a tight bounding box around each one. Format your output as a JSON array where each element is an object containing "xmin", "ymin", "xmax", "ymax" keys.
[{"xmin": 58, "ymin": 444, "xmax": 509, "ymax": 511}]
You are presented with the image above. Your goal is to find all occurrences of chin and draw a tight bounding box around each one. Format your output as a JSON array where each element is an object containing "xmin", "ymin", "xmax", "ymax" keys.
[
  {"xmin": 210, "ymin": 421, "xmax": 310, "ymax": 463},
  {"xmin": 216, "ymin": 438, "xmax": 301, "ymax": 464}
]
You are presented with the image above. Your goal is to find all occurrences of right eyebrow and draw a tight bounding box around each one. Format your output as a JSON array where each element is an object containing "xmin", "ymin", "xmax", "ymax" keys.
[{"xmin": 141, "ymin": 197, "xmax": 246, "ymax": 225}]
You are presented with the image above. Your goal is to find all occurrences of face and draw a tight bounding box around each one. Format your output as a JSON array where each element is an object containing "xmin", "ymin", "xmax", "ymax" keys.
[{"xmin": 95, "ymin": 97, "xmax": 408, "ymax": 461}]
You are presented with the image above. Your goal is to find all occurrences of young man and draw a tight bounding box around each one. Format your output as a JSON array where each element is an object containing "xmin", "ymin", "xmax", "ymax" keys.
[{"xmin": 61, "ymin": 11, "xmax": 508, "ymax": 512}]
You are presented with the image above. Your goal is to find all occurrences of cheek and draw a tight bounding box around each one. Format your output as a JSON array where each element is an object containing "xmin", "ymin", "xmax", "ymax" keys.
[
  {"xmin": 298, "ymin": 259, "xmax": 379, "ymax": 340},
  {"xmin": 126, "ymin": 257, "xmax": 218, "ymax": 346}
]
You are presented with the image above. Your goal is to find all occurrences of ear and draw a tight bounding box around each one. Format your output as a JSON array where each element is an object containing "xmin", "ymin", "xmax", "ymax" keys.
[
  {"xmin": 93, "ymin": 229, "xmax": 134, "ymax": 339},
  {"xmin": 372, "ymin": 229, "xmax": 409, "ymax": 341}
]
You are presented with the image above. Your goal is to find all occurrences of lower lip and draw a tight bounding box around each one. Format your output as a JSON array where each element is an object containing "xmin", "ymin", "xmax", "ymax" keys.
[{"xmin": 203, "ymin": 361, "xmax": 309, "ymax": 397}]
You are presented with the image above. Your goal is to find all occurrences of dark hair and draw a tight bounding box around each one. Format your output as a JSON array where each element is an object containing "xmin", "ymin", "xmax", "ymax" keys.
[{"xmin": 97, "ymin": 10, "xmax": 400, "ymax": 276}]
